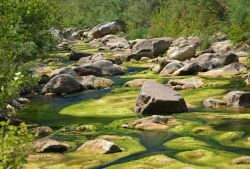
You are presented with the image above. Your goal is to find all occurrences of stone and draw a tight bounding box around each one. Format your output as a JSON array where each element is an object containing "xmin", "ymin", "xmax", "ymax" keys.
[
  {"xmin": 211, "ymin": 40, "xmax": 233, "ymax": 53},
  {"xmin": 216, "ymin": 52, "xmax": 239, "ymax": 65},
  {"xmin": 151, "ymin": 37, "xmax": 173, "ymax": 56},
  {"xmin": 41, "ymin": 74, "xmax": 83, "ymax": 95},
  {"xmin": 224, "ymin": 91, "xmax": 250, "ymax": 108},
  {"xmin": 104, "ymin": 36, "xmax": 129, "ymax": 49},
  {"xmin": 49, "ymin": 67, "xmax": 77, "ymax": 78},
  {"xmin": 167, "ymin": 77, "xmax": 204, "ymax": 90},
  {"xmin": 78, "ymin": 75, "xmax": 113, "ymax": 89},
  {"xmin": 128, "ymin": 115, "xmax": 177, "ymax": 131},
  {"xmin": 74, "ymin": 66, "xmax": 102, "ymax": 77},
  {"xmin": 160, "ymin": 61, "xmax": 184, "ymax": 76},
  {"xmin": 68, "ymin": 51, "xmax": 92, "ymax": 61},
  {"xmin": 77, "ymin": 53, "xmax": 106, "ymax": 65},
  {"xmin": 33, "ymin": 139, "xmax": 70, "ymax": 153},
  {"xmin": 126, "ymin": 38, "xmax": 172, "ymax": 61},
  {"xmin": 16, "ymin": 97, "xmax": 31, "ymax": 104},
  {"xmin": 199, "ymin": 63, "xmax": 247, "ymax": 76},
  {"xmin": 173, "ymin": 63, "xmax": 201, "ymax": 76},
  {"xmin": 232, "ymin": 156, "xmax": 250, "ymax": 164},
  {"xmin": 134, "ymin": 80, "xmax": 188, "ymax": 115},
  {"xmin": 203, "ymin": 98, "xmax": 226, "ymax": 108},
  {"xmin": 167, "ymin": 37, "xmax": 199, "ymax": 61},
  {"xmin": 88, "ymin": 22, "xmax": 123, "ymax": 39},
  {"xmin": 124, "ymin": 79, "xmax": 148, "ymax": 88},
  {"xmin": 167, "ymin": 45, "xmax": 196, "ymax": 61},
  {"xmin": 77, "ymin": 139, "xmax": 122, "ymax": 154},
  {"xmin": 80, "ymin": 60, "xmax": 124, "ymax": 76}
]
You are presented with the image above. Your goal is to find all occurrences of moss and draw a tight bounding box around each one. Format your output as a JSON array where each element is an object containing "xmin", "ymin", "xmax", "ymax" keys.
[
  {"xmin": 24, "ymin": 135, "xmax": 145, "ymax": 169},
  {"xmin": 107, "ymin": 154, "xmax": 206, "ymax": 169},
  {"xmin": 176, "ymin": 149, "xmax": 237, "ymax": 167},
  {"xmin": 164, "ymin": 137, "xmax": 209, "ymax": 151}
]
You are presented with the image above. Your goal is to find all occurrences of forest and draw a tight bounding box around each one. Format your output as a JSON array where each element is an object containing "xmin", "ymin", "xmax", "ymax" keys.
[{"xmin": 0, "ymin": 0, "xmax": 250, "ymax": 169}]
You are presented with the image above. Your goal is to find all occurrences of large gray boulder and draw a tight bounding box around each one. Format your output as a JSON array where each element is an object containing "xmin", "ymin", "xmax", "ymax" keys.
[
  {"xmin": 224, "ymin": 91, "xmax": 250, "ymax": 108},
  {"xmin": 167, "ymin": 37, "xmax": 200, "ymax": 61},
  {"xmin": 77, "ymin": 53, "xmax": 106, "ymax": 65},
  {"xmin": 134, "ymin": 80, "xmax": 188, "ymax": 115},
  {"xmin": 77, "ymin": 139, "xmax": 122, "ymax": 154},
  {"xmin": 88, "ymin": 22, "xmax": 123, "ymax": 39},
  {"xmin": 42, "ymin": 74, "xmax": 83, "ymax": 95},
  {"xmin": 173, "ymin": 63, "xmax": 201, "ymax": 76},
  {"xmin": 33, "ymin": 139, "xmax": 70, "ymax": 153},
  {"xmin": 160, "ymin": 61, "xmax": 184, "ymax": 76},
  {"xmin": 80, "ymin": 60, "xmax": 124, "ymax": 76},
  {"xmin": 49, "ymin": 67, "xmax": 77, "ymax": 78},
  {"xmin": 126, "ymin": 38, "xmax": 172, "ymax": 61}
]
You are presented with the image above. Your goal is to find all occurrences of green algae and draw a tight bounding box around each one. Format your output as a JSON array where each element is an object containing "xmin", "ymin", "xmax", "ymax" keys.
[{"xmin": 18, "ymin": 53, "xmax": 250, "ymax": 169}]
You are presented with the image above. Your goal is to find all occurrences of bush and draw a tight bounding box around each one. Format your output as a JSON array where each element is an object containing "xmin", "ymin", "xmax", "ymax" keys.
[{"xmin": 0, "ymin": 121, "xmax": 33, "ymax": 169}]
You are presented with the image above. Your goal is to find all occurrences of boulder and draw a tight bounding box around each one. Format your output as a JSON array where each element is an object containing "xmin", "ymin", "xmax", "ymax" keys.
[
  {"xmin": 173, "ymin": 63, "xmax": 201, "ymax": 76},
  {"xmin": 81, "ymin": 60, "xmax": 124, "ymax": 76},
  {"xmin": 33, "ymin": 139, "xmax": 70, "ymax": 153},
  {"xmin": 127, "ymin": 115, "xmax": 177, "ymax": 131},
  {"xmin": 68, "ymin": 51, "xmax": 92, "ymax": 61},
  {"xmin": 211, "ymin": 40, "xmax": 233, "ymax": 53},
  {"xmin": 167, "ymin": 37, "xmax": 199, "ymax": 61},
  {"xmin": 49, "ymin": 67, "xmax": 77, "ymax": 78},
  {"xmin": 78, "ymin": 75, "xmax": 113, "ymax": 89},
  {"xmin": 77, "ymin": 53, "xmax": 106, "ymax": 65},
  {"xmin": 134, "ymin": 80, "xmax": 188, "ymax": 115},
  {"xmin": 105, "ymin": 37, "xmax": 129, "ymax": 49},
  {"xmin": 41, "ymin": 74, "xmax": 83, "ymax": 95},
  {"xmin": 77, "ymin": 139, "xmax": 122, "ymax": 154},
  {"xmin": 124, "ymin": 79, "xmax": 148, "ymax": 88},
  {"xmin": 199, "ymin": 63, "xmax": 247, "ymax": 76},
  {"xmin": 232, "ymin": 156, "xmax": 250, "ymax": 164},
  {"xmin": 126, "ymin": 38, "xmax": 172, "ymax": 61},
  {"xmin": 224, "ymin": 91, "xmax": 250, "ymax": 108},
  {"xmin": 151, "ymin": 38, "xmax": 173, "ymax": 56},
  {"xmin": 167, "ymin": 45, "xmax": 196, "ymax": 61},
  {"xmin": 203, "ymin": 98, "xmax": 226, "ymax": 108},
  {"xmin": 215, "ymin": 52, "xmax": 239, "ymax": 65},
  {"xmin": 74, "ymin": 66, "xmax": 102, "ymax": 77},
  {"xmin": 160, "ymin": 61, "xmax": 184, "ymax": 76},
  {"xmin": 88, "ymin": 22, "xmax": 123, "ymax": 39},
  {"xmin": 167, "ymin": 77, "xmax": 204, "ymax": 90},
  {"xmin": 16, "ymin": 97, "xmax": 31, "ymax": 104}
]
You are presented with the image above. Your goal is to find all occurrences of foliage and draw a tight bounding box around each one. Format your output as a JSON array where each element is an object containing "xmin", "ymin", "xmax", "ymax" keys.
[
  {"xmin": 57, "ymin": 0, "xmax": 161, "ymax": 39},
  {"xmin": 0, "ymin": 0, "xmax": 58, "ymax": 110},
  {"xmin": 225, "ymin": 0, "xmax": 250, "ymax": 42},
  {"xmin": 0, "ymin": 121, "xmax": 33, "ymax": 169}
]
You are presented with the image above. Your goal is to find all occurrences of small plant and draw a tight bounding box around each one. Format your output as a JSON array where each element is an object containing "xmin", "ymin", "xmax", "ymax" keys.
[{"xmin": 0, "ymin": 121, "xmax": 33, "ymax": 169}]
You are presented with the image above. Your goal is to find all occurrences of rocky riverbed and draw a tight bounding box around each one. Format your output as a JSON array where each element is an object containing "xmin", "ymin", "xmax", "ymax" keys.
[{"xmin": 11, "ymin": 22, "xmax": 250, "ymax": 169}]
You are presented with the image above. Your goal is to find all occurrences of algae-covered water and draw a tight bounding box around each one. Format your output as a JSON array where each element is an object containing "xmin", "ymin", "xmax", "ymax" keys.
[{"xmin": 18, "ymin": 42, "xmax": 250, "ymax": 169}]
